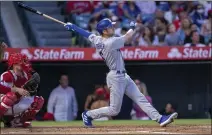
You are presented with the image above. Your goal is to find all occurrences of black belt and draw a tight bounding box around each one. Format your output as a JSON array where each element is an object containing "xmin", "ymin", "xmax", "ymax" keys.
[{"xmin": 116, "ymin": 70, "xmax": 126, "ymax": 74}]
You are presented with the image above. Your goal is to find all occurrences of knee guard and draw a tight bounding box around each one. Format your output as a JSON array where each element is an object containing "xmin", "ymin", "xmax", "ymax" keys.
[
  {"xmin": 0, "ymin": 92, "xmax": 18, "ymax": 118},
  {"xmin": 18, "ymin": 96, "xmax": 44, "ymax": 123}
]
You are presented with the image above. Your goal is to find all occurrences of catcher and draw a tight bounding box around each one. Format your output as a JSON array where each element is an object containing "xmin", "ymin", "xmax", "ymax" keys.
[{"xmin": 0, "ymin": 47, "xmax": 44, "ymax": 128}]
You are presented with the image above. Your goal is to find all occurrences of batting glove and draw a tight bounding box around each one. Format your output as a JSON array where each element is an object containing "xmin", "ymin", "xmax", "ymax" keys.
[
  {"xmin": 129, "ymin": 21, "xmax": 137, "ymax": 30},
  {"xmin": 64, "ymin": 22, "xmax": 74, "ymax": 31}
]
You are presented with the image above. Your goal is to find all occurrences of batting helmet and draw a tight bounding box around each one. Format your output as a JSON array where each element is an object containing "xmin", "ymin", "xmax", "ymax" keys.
[{"xmin": 96, "ymin": 18, "xmax": 116, "ymax": 34}]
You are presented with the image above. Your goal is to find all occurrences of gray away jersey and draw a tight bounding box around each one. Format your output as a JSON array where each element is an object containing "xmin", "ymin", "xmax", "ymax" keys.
[{"xmin": 89, "ymin": 34, "xmax": 126, "ymax": 71}]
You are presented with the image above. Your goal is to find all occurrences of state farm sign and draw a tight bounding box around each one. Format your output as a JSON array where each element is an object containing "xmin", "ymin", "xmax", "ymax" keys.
[
  {"xmin": 121, "ymin": 48, "xmax": 159, "ymax": 59},
  {"xmin": 183, "ymin": 47, "xmax": 211, "ymax": 58},
  {"xmin": 92, "ymin": 48, "xmax": 159, "ymax": 60},
  {"xmin": 3, "ymin": 48, "xmax": 86, "ymax": 61},
  {"xmin": 167, "ymin": 47, "xmax": 212, "ymax": 59},
  {"xmin": 2, "ymin": 46, "xmax": 211, "ymax": 61},
  {"xmin": 33, "ymin": 49, "xmax": 84, "ymax": 60}
]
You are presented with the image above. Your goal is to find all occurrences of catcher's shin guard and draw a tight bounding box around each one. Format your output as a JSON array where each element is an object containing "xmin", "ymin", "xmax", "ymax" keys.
[
  {"xmin": 12, "ymin": 96, "xmax": 44, "ymax": 126},
  {"xmin": 18, "ymin": 96, "xmax": 44, "ymax": 123},
  {"xmin": 0, "ymin": 92, "xmax": 18, "ymax": 118}
]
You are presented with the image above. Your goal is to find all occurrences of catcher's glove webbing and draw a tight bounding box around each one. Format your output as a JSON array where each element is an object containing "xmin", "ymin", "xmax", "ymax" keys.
[{"xmin": 23, "ymin": 72, "xmax": 40, "ymax": 96}]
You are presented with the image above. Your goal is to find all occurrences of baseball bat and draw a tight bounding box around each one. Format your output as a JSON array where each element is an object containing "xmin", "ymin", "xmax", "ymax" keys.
[{"xmin": 17, "ymin": 2, "xmax": 66, "ymax": 25}]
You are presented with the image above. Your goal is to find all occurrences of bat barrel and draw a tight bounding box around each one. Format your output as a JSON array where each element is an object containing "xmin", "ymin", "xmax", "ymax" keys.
[
  {"xmin": 17, "ymin": 2, "xmax": 65, "ymax": 25},
  {"xmin": 17, "ymin": 2, "xmax": 43, "ymax": 15}
]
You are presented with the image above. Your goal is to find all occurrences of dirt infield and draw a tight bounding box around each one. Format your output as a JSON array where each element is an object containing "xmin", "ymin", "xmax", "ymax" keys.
[{"xmin": 1, "ymin": 125, "xmax": 211, "ymax": 134}]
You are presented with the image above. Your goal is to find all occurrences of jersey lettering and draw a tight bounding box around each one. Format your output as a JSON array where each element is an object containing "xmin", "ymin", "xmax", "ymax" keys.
[{"xmin": 96, "ymin": 43, "xmax": 104, "ymax": 49}]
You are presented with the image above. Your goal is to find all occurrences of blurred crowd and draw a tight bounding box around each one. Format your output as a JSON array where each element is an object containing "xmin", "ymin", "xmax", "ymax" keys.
[{"xmin": 58, "ymin": 1, "xmax": 211, "ymax": 47}]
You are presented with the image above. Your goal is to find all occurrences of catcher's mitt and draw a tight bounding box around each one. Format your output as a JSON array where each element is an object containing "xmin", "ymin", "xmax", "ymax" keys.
[{"xmin": 23, "ymin": 72, "xmax": 40, "ymax": 96}]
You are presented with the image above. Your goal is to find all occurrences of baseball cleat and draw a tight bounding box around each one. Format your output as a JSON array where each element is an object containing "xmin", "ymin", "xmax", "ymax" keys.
[
  {"xmin": 82, "ymin": 111, "xmax": 93, "ymax": 128},
  {"xmin": 159, "ymin": 112, "xmax": 178, "ymax": 127}
]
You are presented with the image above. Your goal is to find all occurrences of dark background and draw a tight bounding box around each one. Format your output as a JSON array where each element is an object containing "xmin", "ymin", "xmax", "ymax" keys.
[{"xmin": 0, "ymin": 61, "xmax": 211, "ymax": 119}]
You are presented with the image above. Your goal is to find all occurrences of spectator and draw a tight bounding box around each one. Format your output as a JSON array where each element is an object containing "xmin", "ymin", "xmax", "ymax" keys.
[
  {"xmin": 130, "ymin": 79, "xmax": 152, "ymax": 120},
  {"xmin": 88, "ymin": 18, "xmax": 98, "ymax": 35},
  {"xmin": 157, "ymin": 1, "xmax": 170, "ymax": 12},
  {"xmin": 164, "ymin": 2, "xmax": 178, "ymax": 24},
  {"xmin": 201, "ymin": 10, "xmax": 212, "ymax": 44},
  {"xmin": 184, "ymin": 23, "xmax": 204, "ymax": 44},
  {"xmin": 66, "ymin": 1, "xmax": 93, "ymax": 15},
  {"xmin": 90, "ymin": 88, "xmax": 108, "ymax": 110},
  {"xmin": 84, "ymin": 86, "xmax": 109, "ymax": 110},
  {"xmin": 165, "ymin": 24, "xmax": 181, "ymax": 46},
  {"xmin": 155, "ymin": 32, "xmax": 166, "ymax": 46},
  {"xmin": 152, "ymin": 18, "xmax": 168, "ymax": 46},
  {"xmin": 84, "ymin": 88, "xmax": 99, "ymax": 111},
  {"xmin": 123, "ymin": 1, "xmax": 141, "ymax": 20},
  {"xmin": 114, "ymin": 2, "xmax": 126, "ymax": 19},
  {"xmin": 191, "ymin": 23, "xmax": 200, "ymax": 33},
  {"xmin": 160, "ymin": 103, "xmax": 176, "ymax": 115},
  {"xmin": 137, "ymin": 26, "xmax": 158, "ymax": 46},
  {"xmin": 131, "ymin": 26, "xmax": 143, "ymax": 46},
  {"xmin": 135, "ymin": 1, "xmax": 156, "ymax": 23},
  {"xmin": 173, "ymin": 10, "xmax": 188, "ymax": 30},
  {"xmin": 184, "ymin": 30, "xmax": 205, "ymax": 47},
  {"xmin": 177, "ymin": 18, "xmax": 192, "ymax": 45},
  {"xmin": 155, "ymin": 8, "xmax": 165, "ymax": 18},
  {"xmin": 92, "ymin": 1, "xmax": 115, "ymax": 21},
  {"xmin": 182, "ymin": 1, "xmax": 197, "ymax": 15},
  {"xmin": 201, "ymin": 1, "xmax": 212, "ymax": 17},
  {"xmin": 190, "ymin": 4, "xmax": 206, "ymax": 28},
  {"xmin": 44, "ymin": 75, "xmax": 78, "ymax": 121},
  {"xmin": 154, "ymin": 17, "xmax": 168, "ymax": 37},
  {"xmin": 90, "ymin": 88, "xmax": 110, "ymax": 121}
]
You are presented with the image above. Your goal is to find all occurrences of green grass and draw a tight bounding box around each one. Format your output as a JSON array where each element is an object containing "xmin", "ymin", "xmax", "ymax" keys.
[
  {"xmin": 29, "ymin": 119, "xmax": 211, "ymax": 127},
  {"xmin": 1, "ymin": 119, "xmax": 211, "ymax": 127}
]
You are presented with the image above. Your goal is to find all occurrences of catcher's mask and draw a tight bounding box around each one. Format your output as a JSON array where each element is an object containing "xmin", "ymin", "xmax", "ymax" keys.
[{"xmin": 21, "ymin": 54, "xmax": 33, "ymax": 73}]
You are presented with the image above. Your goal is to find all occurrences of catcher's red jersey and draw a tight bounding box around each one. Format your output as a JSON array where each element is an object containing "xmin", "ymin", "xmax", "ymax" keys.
[{"xmin": 0, "ymin": 70, "xmax": 28, "ymax": 94}]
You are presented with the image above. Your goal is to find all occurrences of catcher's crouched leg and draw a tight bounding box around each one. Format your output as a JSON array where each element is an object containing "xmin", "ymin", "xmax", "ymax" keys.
[
  {"xmin": 0, "ymin": 92, "xmax": 18, "ymax": 118},
  {"xmin": 20, "ymin": 96, "xmax": 44, "ymax": 121},
  {"xmin": 11, "ymin": 96, "xmax": 44, "ymax": 127}
]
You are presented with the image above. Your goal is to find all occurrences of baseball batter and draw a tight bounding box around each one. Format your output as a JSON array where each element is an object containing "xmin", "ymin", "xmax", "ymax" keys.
[{"xmin": 64, "ymin": 18, "xmax": 178, "ymax": 127}]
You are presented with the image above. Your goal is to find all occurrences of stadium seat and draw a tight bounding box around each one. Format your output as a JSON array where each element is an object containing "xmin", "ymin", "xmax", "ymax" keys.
[{"xmin": 22, "ymin": 2, "xmax": 72, "ymax": 47}]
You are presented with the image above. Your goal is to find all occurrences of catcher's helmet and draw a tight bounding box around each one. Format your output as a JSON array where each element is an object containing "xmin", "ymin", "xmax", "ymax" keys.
[
  {"xmin": 7, "ymin": 53, "xmax": 32, "ymax": 72},
  {"xmin": 96, "ymin": 18, "xmax": 116, "ymax": 34},
  {"xmin": 8, "ymin": 53, "xmax": 24, "ymax": 68}
]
